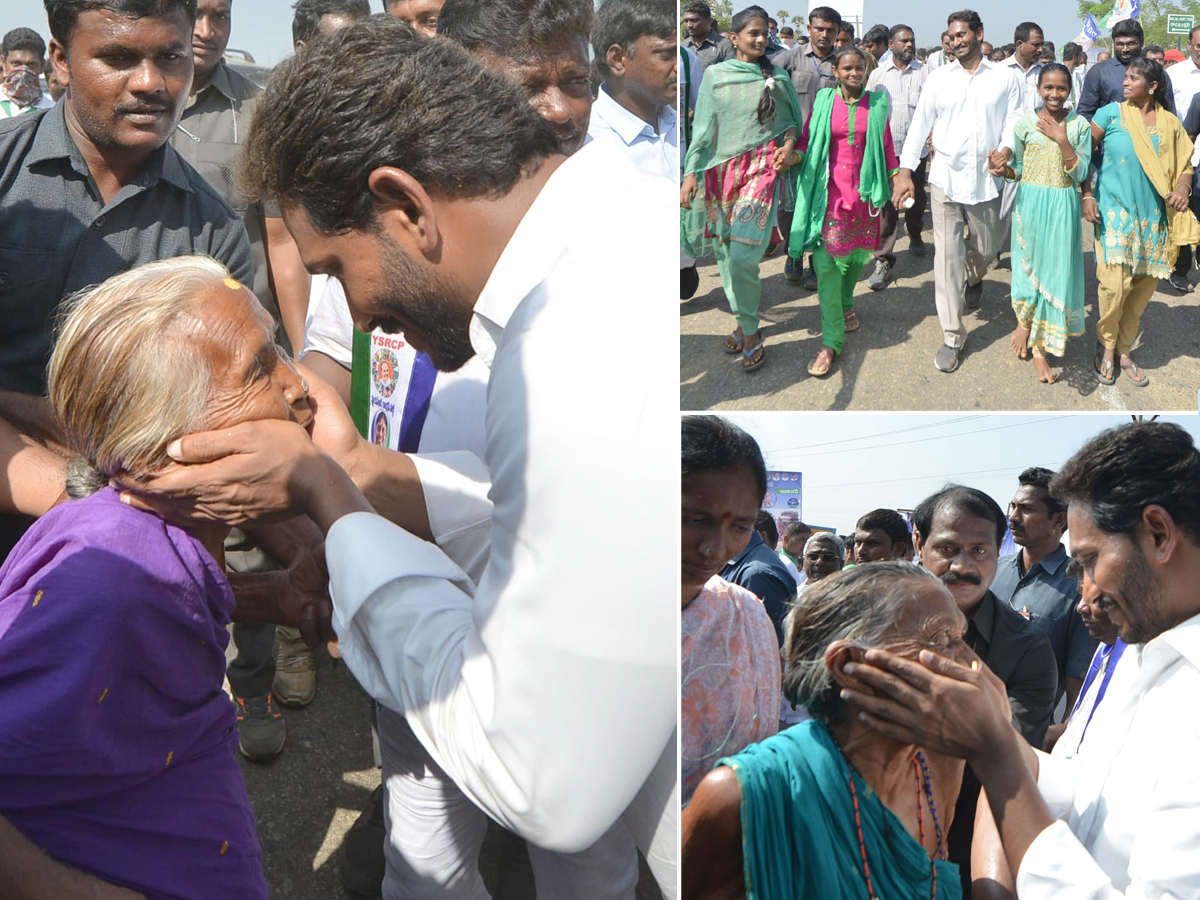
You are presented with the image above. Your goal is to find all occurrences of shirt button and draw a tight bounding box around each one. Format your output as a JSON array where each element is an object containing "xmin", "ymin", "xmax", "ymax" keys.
[
  {"xmin": 0, "ymin": 273, "xmax": 7, "ymax": 285},
  {"xmin": 94, "ymin": 216, "xmax": 106, "ymax": 227}
]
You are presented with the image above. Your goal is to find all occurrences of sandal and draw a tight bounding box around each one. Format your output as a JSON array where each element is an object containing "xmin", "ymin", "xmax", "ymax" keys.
[
  {"xmin": 742, "ymin": 338, "xmax": 766, "ymax": 371},
  {"xmin": 1120, "ymin": 360, "xmax": 1149, "ymax": 387},
  {"xmin": 844, "ymin": 308, "xmax": 861, "ymax": 332},
  {"xmin": 1095, "ymin": 354, "xmax": 1116, "ymax": 386},
  {"xmin": 723, "ymin": 331, "xmax": 744, "ymax": 354},
  {"xmin": 807, "ymin": 346, "xmax": 836, "ymax": 377}
]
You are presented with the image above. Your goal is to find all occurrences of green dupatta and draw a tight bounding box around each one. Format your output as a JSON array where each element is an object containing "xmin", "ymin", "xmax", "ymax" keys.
[
  {"xmin": 720, "ymin": 720, "xmax": 961, "ymax": 900},
  {"xmin": 790, "ymin": 87, "xmax": 892, "ymax": 272}
]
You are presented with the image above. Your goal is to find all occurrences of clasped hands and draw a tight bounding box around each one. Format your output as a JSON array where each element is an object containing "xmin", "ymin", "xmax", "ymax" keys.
[{"xmin": 987, "ymin": 147, "xmax": 1012, "ymax": 177}]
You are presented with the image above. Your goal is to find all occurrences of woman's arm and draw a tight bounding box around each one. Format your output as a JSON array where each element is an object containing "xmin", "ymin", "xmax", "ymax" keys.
[
  {"xmin": 0, "ymin": 813, "xmax": 145, "ymax": 900},
  {"xmin": 682, "ymin": 767, "xmax": 745, "ymax": 900}
]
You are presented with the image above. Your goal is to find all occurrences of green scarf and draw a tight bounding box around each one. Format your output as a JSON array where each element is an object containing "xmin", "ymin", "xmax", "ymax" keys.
[
  {"xmin": 790, "ymin": 87, "xmax": 891, "ymax": 269},
  {"xmin": 721, "ymin": 720, "xmax": 961, "ymax": 900}
]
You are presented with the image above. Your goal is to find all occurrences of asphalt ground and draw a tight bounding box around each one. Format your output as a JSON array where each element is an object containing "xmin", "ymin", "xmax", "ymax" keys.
[
  {"xmin": 232, "ymin": 640, "xmax": 662, "ymax": 900},
  {"xmin": 680, "ymin": 216, "xmax": 1200, "ymax": 411}
]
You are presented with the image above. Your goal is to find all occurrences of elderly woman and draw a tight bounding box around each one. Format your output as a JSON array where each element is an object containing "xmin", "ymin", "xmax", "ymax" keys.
[
  {"xmin": 682, "ymin": 562, "xmax": 967, "ymax": 900},
  {"xmin": 0, "ymin": 257, "xmax": 314, "ymax": 900}
]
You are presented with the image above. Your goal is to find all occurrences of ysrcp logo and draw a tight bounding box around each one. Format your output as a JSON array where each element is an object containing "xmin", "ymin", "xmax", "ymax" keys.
[{"xmin": 372, "ymin": 348, "xmax": 400, "ymax": 398}]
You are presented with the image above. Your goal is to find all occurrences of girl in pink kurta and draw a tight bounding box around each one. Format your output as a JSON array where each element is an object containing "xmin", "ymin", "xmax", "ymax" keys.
[{"xmin": 790, "ymin": 47, "xmax": 900, "ymax": 377}]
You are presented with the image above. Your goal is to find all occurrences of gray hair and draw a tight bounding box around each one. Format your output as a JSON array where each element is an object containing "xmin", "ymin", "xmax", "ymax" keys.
[
  {"xmin": 48, "ymin": 256, "xmax": 227, "ymax": 498},
  {"xmin": 804, "ymin": 531, "xmax": 845, "ymax": 558},
  {"xmin": 782, "ymin": 561, "xmax": 942, "ymax": 721}
]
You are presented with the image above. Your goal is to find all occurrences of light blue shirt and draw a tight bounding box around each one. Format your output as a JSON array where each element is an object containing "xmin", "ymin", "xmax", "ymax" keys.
[{"xmin": 586, "ymin": 83, "xmax": 678, "ymax": 182}]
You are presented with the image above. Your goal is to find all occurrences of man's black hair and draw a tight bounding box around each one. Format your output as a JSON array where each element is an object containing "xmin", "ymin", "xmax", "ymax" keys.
[
  {"xmin": 681, "ymin": 415, "xmax": 768, "ymax": 501},
  {"xmin": 238, "ymin": 14, "xmax": 558, "ymax": 234},
  {"xmin": 837, "ymin": 22, "xmax": 854, "ymax": 39},
  {"xmin": 439, "ymin": 0, "xmax": 593, "ymax": 59},
  {"xmin": 863, "ymin": 24, "xmax": 889, "ymax": 47},
  {"xmin": 913, "ymin": 484, "xmax": 1007, "ymax": 548},
  {"xmin": 292, "ymin": 0, "xmax": 370, "ymax": 46},
  {"xmin": 808, "ymin": 6, "xmax": 841, "ymax": 29},
  {"xmin": 947, "ymin": 9, "xmax": 983, "ymax": 34},
  {"xmin": 755, "ymin": 510, "xmax": 778, "ymax": 547},
  {"xmin": 1063, "ymin": 40, "xmax": 1082, "ymax": 61},
  {"xmin": 1143, "ymin": 43, "xmax": 1164, "ymax": 56},
  {"xmin": 856, "ymin": 508, "xmax": 913, "ymax": 554},
  {"xmin": 43, "ymin": 0, "xmax": 197, "ymax": 46},
  {"xmin": 1014, "ymin": 21, "xmax": 1042, "ymax": 43},
  {"xmin": 888, "ymin": 23, "xmax": 913, "ymax": 41},
  {"xmin": 681, "ymin": 0, "xmax": 711, "ymax": 19},
  {"xmin": 1017, "ymin": 466, "xmax": 1066, "ymax": 516},
  {"xmin": 1111, "ymin": 18, "xmax": 1143, "ymax": 42},
  {"xmin": 1052, "ymin": 422, "xmax": 1200, "ymax": 542},
  {"xmin": 592, "ymin": 0, "xmax": 673, "ymax": 80},
  {"xmin": 2, "ymin": 27, "xmax": 47, "ymax": 59}
]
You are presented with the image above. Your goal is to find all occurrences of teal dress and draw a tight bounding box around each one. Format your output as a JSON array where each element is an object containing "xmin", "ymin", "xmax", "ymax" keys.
[
  {"xmin": 719, "ymin": 720, "xmax": 960, "ymax": 900},
  {"xmin": 1093, "ymin": 102, "xmax": 1172, "ymax": 278},
  {"xmin": 1010, "ymin": 112, "xmax": 1090, "ymax": 356}
]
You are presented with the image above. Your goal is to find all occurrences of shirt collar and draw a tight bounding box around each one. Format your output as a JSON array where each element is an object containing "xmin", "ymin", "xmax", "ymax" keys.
[
  {"xmin": 1022, "ymin": 543, "xmax": 1069, "ymax": 576},
  {"xmin": 593, "ymin": 83, "xmax": 675, "ymax": 142},
  {"xmin": 881, "ymin": 57, "xmax": 923, "ymax": 73},
  {"xmin": 193, "ymin": 61, "xmax": 238, "ymax": 103},
  {"xmin": 684, "ymin": 33, "xmax": 719, "ymax": 50}
]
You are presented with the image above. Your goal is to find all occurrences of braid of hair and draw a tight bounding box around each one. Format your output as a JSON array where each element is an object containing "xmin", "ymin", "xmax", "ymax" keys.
[{"xmin": 756, "ymin": 54, "xmax": 777, "ymax": 126}]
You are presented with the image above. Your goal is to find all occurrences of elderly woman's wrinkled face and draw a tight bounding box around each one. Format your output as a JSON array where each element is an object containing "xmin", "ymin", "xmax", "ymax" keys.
[
  {"xmin": 884, "ymin": 579, "xmax": 972, "ymax": 665},
  {"xmin": 191, "ymin": 279, "xmax": 313, "ymax": 431}
]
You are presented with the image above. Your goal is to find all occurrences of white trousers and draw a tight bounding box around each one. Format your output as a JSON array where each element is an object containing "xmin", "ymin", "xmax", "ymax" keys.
[{"xmin": 377, "ymin": 704, "xmax": 640, "ymax": 900}]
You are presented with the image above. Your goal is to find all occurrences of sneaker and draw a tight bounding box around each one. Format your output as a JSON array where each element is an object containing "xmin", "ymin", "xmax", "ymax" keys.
[
  {"xmin": 965, "ymin": 280, "xmax": 984, "ymax": 310},
  {"xmin": 274, "ymin": 625, "xmax": 317, "ymax": 708},
  {"xmin": 934, "ymin": 343, "xmax": 962, "ymax": 373},
  {"xmin": 1168, "ymin": 273, "xmax": 1193, "ymax": 294},
  {"xmin": 680, "ymin": 265, "xmax": 699, "ymax": 300},
  {"xmin": 867, "ymin": 260, "xmax": 891, "ymax": 291},
  {"xmin": 234, "ymin": 693, "xmax": 286, "ymax": 762},
  {"xmin": 338, "ymin": 785, "xmax": 387, "ymax": 899},
  {"xmin": 804, "ymin": 260, "xmax": 818, "ymax": 291},
  {"xmin": 784, "ymin": 255, "xmax": 801, "ymax": 282},
  {"xmin": 909, "ymin": 234, "xmax": 927, "ymax": 257}
]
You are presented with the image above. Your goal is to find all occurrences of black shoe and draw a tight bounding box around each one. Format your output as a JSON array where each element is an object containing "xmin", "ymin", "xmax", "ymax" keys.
[
  {"xmin": 680, "ymin": 265, "xmax": 699, "ymax": 300},
  {"xmin": 934, "ymin": 343, "xmax": 962, "ymax": 373},
  {"xmin": 338, "ymin": 785, "xmax": 387, "ymax": 899},
  {"xmin": 233, "ymin": 693, "xmax": 286, "ymax": 762},
  {"xmin": 1168, "ymin": 273, "xmax": 1193, "ymax": 294},
  {"xmin": 909, "ymin": 235, "xmax": 927, "ymax": 257},
  {"xmin": 784, "ymin": 255, "xmax": 801, "ymax": 282},
  {"xmin": 804, "ymin": 264, "xmax": 818, "ymax": 291},
  {"xmin": 965, "ymin": 280, "xmax": 983, "ymax": 310}
]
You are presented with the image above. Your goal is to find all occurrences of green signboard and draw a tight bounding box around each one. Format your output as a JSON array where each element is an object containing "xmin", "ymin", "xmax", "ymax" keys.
[{"xmin": 1169, "ymin": 14, "xmax": 1194, "ymax": 34}]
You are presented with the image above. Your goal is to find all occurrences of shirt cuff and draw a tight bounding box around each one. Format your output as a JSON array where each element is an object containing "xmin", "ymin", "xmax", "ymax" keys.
[
  {"xmin": 1035, "ymin": 748, "xmax": 1081, "ymax": 819},
  {"xmin": 1015, "ymin": 819, "xmax": 1116, "ymax": 900}
]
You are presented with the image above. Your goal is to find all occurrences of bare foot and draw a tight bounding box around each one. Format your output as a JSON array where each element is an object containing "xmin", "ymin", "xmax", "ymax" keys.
[
  {"xmin": 1010, "ymin": 324, "xmax": 1030, "ymax": 359},
  {"xmin": 1033, "ymin": 356, "xmax": 1058, "ymax": 384}
]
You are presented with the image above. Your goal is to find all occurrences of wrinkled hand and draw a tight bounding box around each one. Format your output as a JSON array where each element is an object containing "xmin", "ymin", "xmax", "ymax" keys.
[
  {"xmin": 891, "ymin": 169, "xmax": 915, "ymax": 209},
  {"xmin": 839, "ymin": 647, "xmax": 1016, "ymax": 766},
  {"xmin": 987, "ymin": 148, "xmax": 1009, "ymax": 177},
  {"xmin": 1167, "ymin": 188, "xmax": 1191, "ymax": 212},
  {"xmin": 300, "ymin": 362, "xmax": 368, "ymax": 483},
  {"xmin": 114, "ymin": 419, "xmax": 329, "ymax": 528},
  {"xmin": 680, "ymin": 173, "xmax": 699, "ymax": 209},
  {"xmin": 1082, "ymin": 196, "xmax": 1101, "ymax": 225},
  {"xmin": 277, "ymin": 542, "xmax": 337, "ymax": 648}
]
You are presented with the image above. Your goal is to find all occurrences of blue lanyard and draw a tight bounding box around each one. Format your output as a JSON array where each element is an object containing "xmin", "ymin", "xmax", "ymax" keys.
[
  {"xmin": 812, "ymin": 57, "xmax": 835, "ymax": 80},
  {"xmin": 1069, "ymin": 638, "xmax": 1127, "ymax": 752}
]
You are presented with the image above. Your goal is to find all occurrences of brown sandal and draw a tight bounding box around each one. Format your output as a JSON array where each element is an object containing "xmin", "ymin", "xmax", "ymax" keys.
[{"xmin": 843, "ymin": 308, "xmax": 861, "ymax": 332}]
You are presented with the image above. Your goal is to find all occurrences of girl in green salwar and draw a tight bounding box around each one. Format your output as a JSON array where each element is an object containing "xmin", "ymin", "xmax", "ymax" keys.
[
  {"xmin": 1087, "ymin": 57, "xmax": 1198, "ymax": 387},
  {"xmin": 999, "ymin": 65, "xmax": 1089, "ymax": 385},
  {"xmin": 680, "ymin": 6, "xmax": 802, "ymax": 371}
]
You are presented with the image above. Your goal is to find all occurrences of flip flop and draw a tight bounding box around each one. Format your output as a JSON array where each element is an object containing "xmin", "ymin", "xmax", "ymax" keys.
[
  {"xmin": 1095, "ymin": 355, "xmax": 1116, "ymax": 386},
  {"xmin": 807, "ymin": 347, "xmax": 836, "ymax": 377},
  {"xmin": 742, "ymin": 339, "xmax": 766, "ymax": 371},
  {"xmin": 844, "ymin": 309, "xmax": 861, "ymax": 332},
  {"xmin": 723, "ymin": 331, "xmax": 744, "ymax": 354},
  {"xmin": 1120, "ymin": 361, "xmax": 1149, "ymax": 387}
]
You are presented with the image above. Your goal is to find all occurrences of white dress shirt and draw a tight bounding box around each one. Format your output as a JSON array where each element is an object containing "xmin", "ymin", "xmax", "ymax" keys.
[
  {"xmin": 1017, "ymin": 612, "xmax": 1200, "ymax": 898},
  {"xmin": 867, "ymin": 57, "xmax": 931, "ymax": 159},
  {"xmin": 323, "ymin": 142, "xmax": 678, "ymax": 892},
  {"xmin": 900, "ymin": 57, "xmax": 1024, "ymax": 205},
  {"xmin": 1003, "ymin": 54, "xmax": 1045, "ymax": 113},
  {"xmin": 1173, "ymin": 57, "xmax": 1200, "ymax": 128},
  {"xmin": 587, "ymin": 83, "xmax": 678, "ymax": 182}
]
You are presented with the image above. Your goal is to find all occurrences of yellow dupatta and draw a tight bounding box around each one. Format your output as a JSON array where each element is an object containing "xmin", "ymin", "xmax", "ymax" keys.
[{"xmin": 1119, "ymin": 100, "xmax": 1200, "ymax": 264}]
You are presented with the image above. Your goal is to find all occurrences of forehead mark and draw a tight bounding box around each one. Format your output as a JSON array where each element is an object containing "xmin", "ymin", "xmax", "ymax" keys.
[
  {"xmin": 223, "ymin": 277, "xmax": 242, "ymax": 291},
  {"xmin": 723, "ymin": 511, "xmax": 732, "ymax": 520}
]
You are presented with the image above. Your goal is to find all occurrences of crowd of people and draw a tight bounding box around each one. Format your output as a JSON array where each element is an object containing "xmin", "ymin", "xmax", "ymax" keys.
[
  {"xmin": 0, "ymin": 1, "xmax": 676, "ymax": 899},
  {"xmin": 679, "ymin": 3, "xmax": 1200, "ymax": 386},
  {"xmin": 681, "ymin": 415, "xmax": 1200, "ymax": 898}
]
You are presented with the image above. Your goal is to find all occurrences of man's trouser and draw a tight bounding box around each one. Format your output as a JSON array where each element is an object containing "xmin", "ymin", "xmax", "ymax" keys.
[
  {"xmin": 377, "ymin": 705, "xmax": 639, "ymax": 900},
  {"xmin": 1094, "ymin": 240, "xmax": 1158, "ymax": 357},
  {"xmin": 931, "ymin": 184, "xmax": 1002, "ymax": 349},
  {"xmin": 876, "ymin": 157, "xmax": 929, "ymax": 266}
]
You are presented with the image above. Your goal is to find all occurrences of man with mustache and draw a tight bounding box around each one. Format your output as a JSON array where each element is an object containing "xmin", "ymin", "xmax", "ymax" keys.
[
  {"xmin": 912, "ymin": 483, "xmax": 1057, "ymax": 893},
  {"xmin": 0, "ymin": 0, "xmax": 251, "ymax": 557},
  {"xmin": 993, "ymin": 467, "xmax": 1098, "ymax": 717}
]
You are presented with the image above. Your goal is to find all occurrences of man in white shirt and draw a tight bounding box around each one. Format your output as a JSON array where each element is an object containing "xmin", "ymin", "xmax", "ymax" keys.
[
  {"xmin": 124, "ymin": 16, "xmax": 678, "ymax": 899},
  {"xmin": 892, "ymin": 9, "xmax": 1022, "ymax": 374},
  {"xmin": 0, "ymin": 28, "xmax": 55, "ymax": 118},
  {"xmin": 927, "ymin": 30, "xmax": 952, "ymax": 68},
  {"xmin": 842, "ymin": 420, "xmax": 1200, "ymax": 899},
  {"xmin": 866, "ymin": 23, "xmax": 931, "ymax": 291},
  {"xmin": 587, "ymin": 0, "xmax": 677, "ymax": 182}
]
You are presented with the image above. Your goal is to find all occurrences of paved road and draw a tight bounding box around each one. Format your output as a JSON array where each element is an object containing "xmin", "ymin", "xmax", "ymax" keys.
[
  {"xmin": 236, "ymin": 643, "xmax": 662, "ymax": 899},
  {"xmin": 681, "ymin": 220, "xmax": 1200, "ymax": 411}
]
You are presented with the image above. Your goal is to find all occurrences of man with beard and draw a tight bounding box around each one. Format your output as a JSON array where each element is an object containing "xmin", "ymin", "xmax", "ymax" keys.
[
  {"xmin": 852, "ymin": 507, "xmax": 912, "ymax": 563},
  {"xmin": 866, "ymin": 23, "xmax": 930, "ymax": 291},
  {"xmin": 0, "ymin": 0, "xmax": 251, "ymax": 557},
  {"xmin": 1077, "ymin": 19, "xmax": 1175, "ymax": 119},
  {"xmin": 439, "ymin": 0, "xmax": 594, "ymax": 156},
  {"xmin": 843, "ymin": 423, "xmax": 1200, "ymax": 897},
  {"xmin": 912, "ymin": 483, "xmax": 1057, "ymax": 894},
  {"xmin": 119, "ymin": 15, "xmax": 676, "ymax": 900},
  {"xmin": 993, "ymin": 467, "xmax": 1098, "ymax": 714}
]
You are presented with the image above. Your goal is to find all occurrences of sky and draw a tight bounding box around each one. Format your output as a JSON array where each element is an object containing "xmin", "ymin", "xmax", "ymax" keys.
[
  {"xmin": 1, "ymin": 0, "xmax": 314, "ymax": 68},
  {"xmin": 720, "ymin": 413, "xmax": 1200, "ymax": 535}
]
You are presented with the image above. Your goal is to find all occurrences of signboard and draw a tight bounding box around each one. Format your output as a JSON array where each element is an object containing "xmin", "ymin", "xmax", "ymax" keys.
[
  {"xmin": 762, "ymin": 470, "xmax": 803, "ymax": 534},
  {"xmin": 1169, "ymin": 13, "xmax": 1194, "ymax": 33}
]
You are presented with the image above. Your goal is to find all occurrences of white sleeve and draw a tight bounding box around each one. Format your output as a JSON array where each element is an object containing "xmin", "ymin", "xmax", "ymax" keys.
[
  {"xmin": 1001, "ymin": 71, "xmax": 1025, "ymax": 154},
  {"xmin": 300, "ymin": 275, "xmax": 354, "ymax": 366},
  {"xmin": 900, "ymin": 75, "xmax": 935, "ymax": 171}
]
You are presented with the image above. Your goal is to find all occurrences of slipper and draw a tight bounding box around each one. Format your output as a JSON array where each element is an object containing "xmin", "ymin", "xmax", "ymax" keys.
[
  {"xmin": 1095, "ymin": 355, "xmax": 1116, "ymax": 386},
  {"xmin": 723, "ymin": 331, "xmax": 744, "ymax": 354},
  {"xmin": 844, "ymin": 309, "xmax": 861, "ymax": 332},
  {"xmin": 742, "ymin": 339, "xmax": 766, "ymax": 371},
  {"xmin": 1120, "ymin": 361, "xmax": 1149, "ymax": 387},
  {"xmin": 807, "ymin": 347, "xmax": 836, "ymax": 377}
]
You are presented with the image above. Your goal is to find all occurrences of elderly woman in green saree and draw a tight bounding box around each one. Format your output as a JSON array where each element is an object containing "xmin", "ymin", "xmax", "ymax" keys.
[
  {"xmin": 680, "ymin": 5, "xmax": 801, "ymax": 372},
  {"xmin": 682, "ymin": 562, "xmax": 966, "ymax": 900}
]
